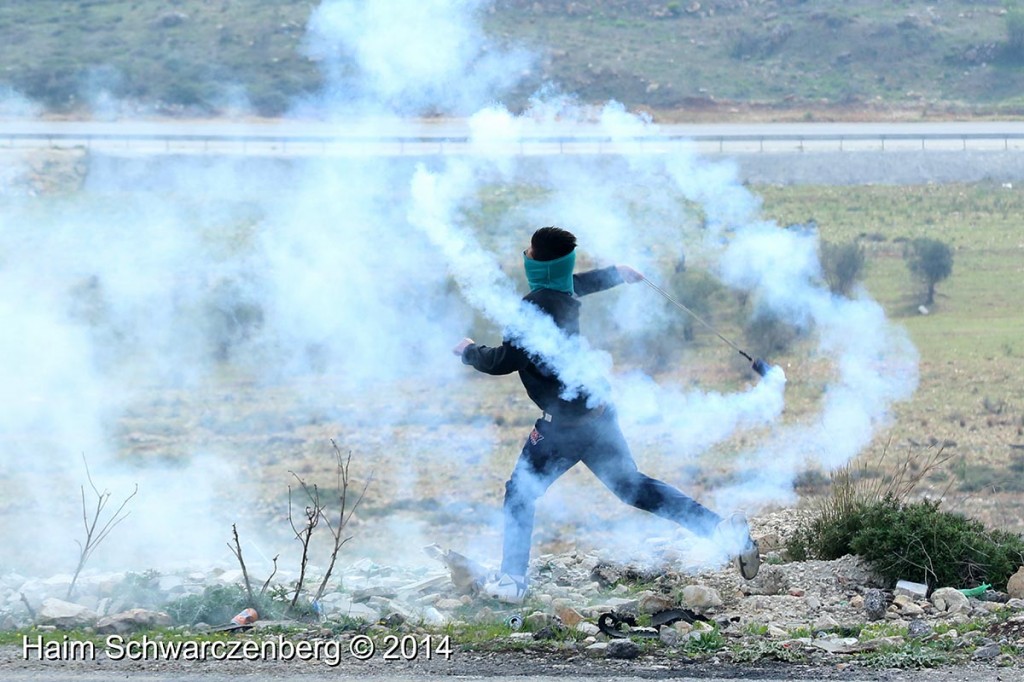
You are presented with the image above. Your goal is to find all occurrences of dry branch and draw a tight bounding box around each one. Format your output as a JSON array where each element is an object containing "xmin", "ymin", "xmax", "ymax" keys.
[
  {"xmin": 312, "ymin": 440, "xmax": 373, "ymax": 603},
  {"xmin": 227, "ymin": 524, "xmax": 255, "ymax": 605},
  {"xmin": 68, "ymin": 455, "xmax": 138, "ymax": 600},
  {"xmin": 286, "ymin": 474, "xmax": 322, "ymax": 616}
]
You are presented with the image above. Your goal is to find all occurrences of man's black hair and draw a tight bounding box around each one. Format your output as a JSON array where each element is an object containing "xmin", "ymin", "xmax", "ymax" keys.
[{"xmin": 530, "ymin": 226, "xmax": 577, "ymax": 262}]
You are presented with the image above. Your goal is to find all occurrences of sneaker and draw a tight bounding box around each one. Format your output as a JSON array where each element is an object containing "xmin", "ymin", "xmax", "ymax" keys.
[
  {"xmin": 483, "ymin": 573, "xmax": 528, "ymax": 605},
  {"xmin": 715, "ymin": 514, "xmax": 761, "ymax": 580}
]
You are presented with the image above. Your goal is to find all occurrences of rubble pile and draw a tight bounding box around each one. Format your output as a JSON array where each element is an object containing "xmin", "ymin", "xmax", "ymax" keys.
[{"xmin": 2, "ymin": 511, "xmax": 1023, "ymax": 668}]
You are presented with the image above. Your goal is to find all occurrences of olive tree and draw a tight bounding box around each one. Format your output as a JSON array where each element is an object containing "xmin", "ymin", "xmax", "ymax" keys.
[
  {"xmin": 904, "ymin": 237, "xmax": 953, "ymax": 306},
  {"xmin": 820, "ymin": 240, "xmax": 866, "ymax": 297}
]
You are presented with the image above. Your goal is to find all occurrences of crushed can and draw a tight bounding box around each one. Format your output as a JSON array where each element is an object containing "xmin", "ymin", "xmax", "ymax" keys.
[
  {"xmin": 505, "ymin": 613, "xmax": 523, "ymax": 630},
  {"xmin": 231, "ymin": 607, "xmax": 259, "ymax": 626}
]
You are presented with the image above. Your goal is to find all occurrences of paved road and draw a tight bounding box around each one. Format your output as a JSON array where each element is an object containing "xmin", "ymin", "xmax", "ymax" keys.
[
  {"xmin": 0, "ymin": 644, "xmax": 1012, "ymax": 682},
  {"xmin": 4, "ymin": 119, "xmax": 1024, "ymax": 156}
]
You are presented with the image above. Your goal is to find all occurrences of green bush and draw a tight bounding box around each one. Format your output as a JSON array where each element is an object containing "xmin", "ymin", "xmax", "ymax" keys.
[
  {"xmin": 788, "ymin": 495, "xmax": 1024, "ymax": 590},
  {"xmin": 820, "ymin": 239, "xmax": 866, "ymax": 297},
  {"xmin": 164, "ymin": 583, "xmax": 316, "ymax": 626},
  {"xmin": 164, "ymin": 585, "xmax": 252, "ymax": 626}
]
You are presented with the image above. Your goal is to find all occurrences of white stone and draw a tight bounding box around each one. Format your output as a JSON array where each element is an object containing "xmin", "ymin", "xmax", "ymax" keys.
[
  {"xmin": 682, "ymin": 585, "xmax": 723, "ymax": 610},
  {"xmin": 931, "ymin": 587, "xmax": 970, "ymax": 614},
  {"xmin": 95, "ymin": 609, "xmax": 173, "ymax": 635},
  {"xmin": 38, "ymin": 598, "xmax": 97, "ymax": 628}
]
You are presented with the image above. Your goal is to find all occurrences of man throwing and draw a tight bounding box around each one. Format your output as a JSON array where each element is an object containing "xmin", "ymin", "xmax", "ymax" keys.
[{"xmin": 453, "ymin": 227, "xmax": 759, "ymax": 604}]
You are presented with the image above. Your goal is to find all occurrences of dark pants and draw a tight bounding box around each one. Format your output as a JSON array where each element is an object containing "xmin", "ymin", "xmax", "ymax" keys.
[{"xmin": 500, "ymin": 407, "xmax": 721, "ymax": 577}]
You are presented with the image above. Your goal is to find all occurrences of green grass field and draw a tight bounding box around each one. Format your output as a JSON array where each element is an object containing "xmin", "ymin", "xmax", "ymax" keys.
[{"xmin": 755, "ymin": 184, "xmax": 1024, "ymax": 526}]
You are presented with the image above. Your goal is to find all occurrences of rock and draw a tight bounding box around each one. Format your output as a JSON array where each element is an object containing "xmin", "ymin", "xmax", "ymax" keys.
[
  {"xmin": 681, "ymin": 585, "xmax": 722, "ymax": 610},
  {"xmin": 585, "ymin": 642, "xmax": 608, "ymax": 657},
  {"xmin": 931, "ymin": 587, "xmax": 970, "ymax": 614},
  {"xmin": 893, "ymin": 594, "xmax": 925, "ymax": 615},
  {"xmin": 525, "ymin": 611, "xmax": 553, "ymax": 630},
  {"xmin": 590, "ymin": 563, "xmax": 622, "ymax": 587},
  {"xmin": 659, "ymin": 628, "xmax": 680, "ymax": 646},
  {"xmin": 863, "ymin": 589, "xmax": 887, "ymax": 621},
  {"xmin": 554, "ymin": 602, "xmax": 584, "ymax": 627},
  {"xmin": 907, "ymin": 619, "xmax": 933, "ymax": 639},
  {"xmin": 637, "ymin": 591, "xmax": 676, "ymax": 614},
  {"xmin": 532, "ymin": 625, "xmax": 561, "ymax": 640},
  {"xmin": 892, "ymin": 594, "xmax": 914, "ymax": 608},
  {"xmin": 95, "ymin": 609, "xmax": 172, "ymax": 635},
  {"xmin": 1006, "ymin": 598, "xmax": 1024, "ymax": 610},
  {"xmin": 38, "ymin": 599, "xmax": 97, "ymax": 628},
  {"xmin": 606, "ymin": 639, "xmax": 641, "ymax": 659},
  {"xmin": 973, "ymin": 643, "xmax": 1001, "ymax": 660},
  {"xmin": 1006, "ymin": 567, "xmax": 1024, "ymax": 599},
  {"xmin": 575, "ymin": 622, "xmax": 599, "ymax": 636},
  {"xmin": 673, "ymin": 621, "xmax": 694, "ymax": 635},
  {"xmin": 981, "ymin": 590, "xmax": 1009, "ymax": 603}
]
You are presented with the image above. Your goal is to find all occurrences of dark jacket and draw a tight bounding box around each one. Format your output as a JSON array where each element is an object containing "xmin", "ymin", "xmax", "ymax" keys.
[{"xmin": 461, "ymin": 266, "xmax": 624, "ymax": 419}]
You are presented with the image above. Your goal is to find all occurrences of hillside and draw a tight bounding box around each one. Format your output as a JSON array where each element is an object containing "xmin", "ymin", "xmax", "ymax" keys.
[{"xmin": 2, "ymin": 0, "xmax": 1024, "ymax": 121}]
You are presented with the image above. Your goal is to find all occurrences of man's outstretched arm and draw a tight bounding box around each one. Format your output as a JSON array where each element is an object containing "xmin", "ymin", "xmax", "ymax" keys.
[
  {"xmin": 453, "ymin": 337, "xmax": 530, "ymax": 375},
  {"xmin": 573, "ymin": 264, "xmax": 644, "ymax": 296}
]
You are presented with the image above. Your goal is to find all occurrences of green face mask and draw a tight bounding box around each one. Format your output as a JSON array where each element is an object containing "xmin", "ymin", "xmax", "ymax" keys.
[{"xmin": 524, "ymin": 249, "xmax": 576, "ymax": 295}]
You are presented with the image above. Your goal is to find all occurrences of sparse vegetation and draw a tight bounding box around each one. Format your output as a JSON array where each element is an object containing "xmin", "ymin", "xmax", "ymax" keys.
[{"xmin": 860, "ymin": 640, "xmax": 953, "ymax": 669}]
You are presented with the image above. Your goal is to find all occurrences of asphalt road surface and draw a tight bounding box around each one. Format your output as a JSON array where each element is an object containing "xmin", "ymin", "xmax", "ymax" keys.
[
  {"xmin": 0, "ymin": 644, "xmax": 1015, "ymax": 682},
  {"xmin": 4, "ymin": 119, "xmax": 1024, "ymax": 156}
]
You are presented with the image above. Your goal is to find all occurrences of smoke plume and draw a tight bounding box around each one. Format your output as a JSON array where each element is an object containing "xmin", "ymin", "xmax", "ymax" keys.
[{"xmin": 0, "ymin": 0, "xmax": 917, "ymax": 583}]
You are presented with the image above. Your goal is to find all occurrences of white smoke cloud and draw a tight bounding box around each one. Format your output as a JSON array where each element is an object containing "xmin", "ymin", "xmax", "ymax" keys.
[
  {"xmin": 0, "ymin": 86, "xmax": 42, "ymax": 118},
  {"xmin": 0, "ymin": 0, "xmax": 918, "ymax": 585},
  {"xmin": 303, "ymin": 0, "xmax": 532, "ymax": 116}
]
